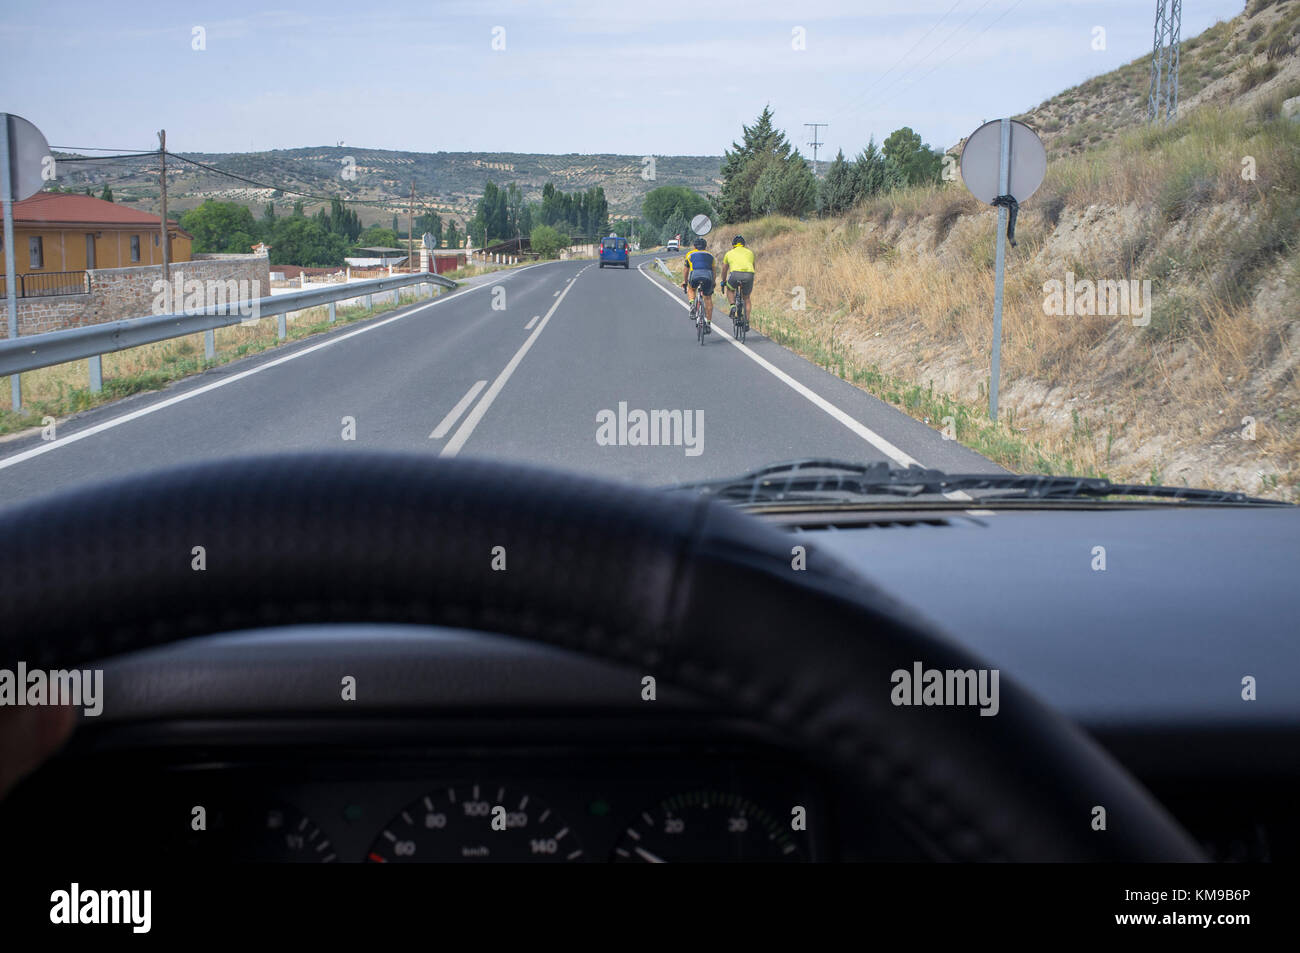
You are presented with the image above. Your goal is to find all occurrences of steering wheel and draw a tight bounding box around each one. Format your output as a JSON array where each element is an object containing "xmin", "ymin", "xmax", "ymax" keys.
[{"xmin": 0, "ymin": 453, "xmax": 1203, "ymax": 861}]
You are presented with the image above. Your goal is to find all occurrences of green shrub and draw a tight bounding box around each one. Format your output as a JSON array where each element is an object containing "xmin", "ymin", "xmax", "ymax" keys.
[{"xmin": 1239, "ymin": 60, "xmax": 1279, "ymax": 93}]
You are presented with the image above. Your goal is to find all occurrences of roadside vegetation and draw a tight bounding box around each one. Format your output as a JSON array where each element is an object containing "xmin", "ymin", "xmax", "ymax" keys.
[
  {"xmin": 694, "ymin": 3, "xmax": 1300, "ymax": 498},
  {"xmin": 175, "ymin": 197, "xmax": 453, "ymax": 268}
]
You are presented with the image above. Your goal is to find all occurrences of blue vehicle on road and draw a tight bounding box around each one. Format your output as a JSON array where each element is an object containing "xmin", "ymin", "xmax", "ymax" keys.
[{"xmin": 598, "ymin": 234, "xmax": 629, "ymax": 269}]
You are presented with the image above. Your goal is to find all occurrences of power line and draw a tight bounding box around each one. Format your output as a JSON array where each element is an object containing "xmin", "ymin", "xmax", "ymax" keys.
[
  {"xmin": 852, "ymin": 0, "xmax": 999, "ymax": 118},
  {"xmin": 823, "ymin": 0, "xmax": 965, "ymax": 126},
  {"xmin": 165, "ymin": 151, "xmax": 417, "ymax": 211},
  {"xmin": 853, "ymin": 0, "xmax": 1028, "ymax": 119},
  {"xmin": 52, "ymin": 152, "xmax": 160, "ymax": 161},
  {"xmin": 53, "ymin": 150, "xmax": 410, "ymax": 211},
  {"xmin": 51, "ymin": 145, "xmax": 156, "ymax": 153}
]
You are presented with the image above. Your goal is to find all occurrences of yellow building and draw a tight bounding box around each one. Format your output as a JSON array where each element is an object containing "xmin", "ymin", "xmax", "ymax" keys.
[{"xmin": 3, "ymin": 192, "xmax": 191, "ymax": 296}]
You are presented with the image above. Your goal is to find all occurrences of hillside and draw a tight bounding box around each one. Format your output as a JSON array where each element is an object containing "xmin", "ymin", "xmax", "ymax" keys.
[
  {"xmin": 705, "ymin": 0, "xmax": 1300, "ymax": 498},
  {"xmin": 1012, "ymin": 0, "xmax": 1300, "ymax": 154},
  {"xmin": 50, "ymin": 147, "xmax": 722, "ymax": 227}
]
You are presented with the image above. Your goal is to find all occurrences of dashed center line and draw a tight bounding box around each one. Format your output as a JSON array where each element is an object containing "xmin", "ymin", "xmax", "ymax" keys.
[{"xmin": 441, "ymin": 274, "xmax": 580, "ymax": 457}]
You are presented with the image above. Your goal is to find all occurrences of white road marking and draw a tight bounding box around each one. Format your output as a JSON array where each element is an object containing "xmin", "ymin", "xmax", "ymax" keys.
[
  {"xmin": 0, "ymin": 270, "xmax": 545, "ymax": 472},
  {"xmin": 637, "ymin": 263, "xmax": 921, "ymax": 467},
  {"xmin": 429, "ymin": 380, "xmax": 488, "ymax": 439},
  {"xmin": 637, "ymin": 263, "xmax": 977, "ymax": 503},
  {"xmin": 524, "ymin": 314, "xmax": 540, "ymax": 330},
  {"xmin": 440, "ymin": 273, "xmax": 580, "ymax": 457}
]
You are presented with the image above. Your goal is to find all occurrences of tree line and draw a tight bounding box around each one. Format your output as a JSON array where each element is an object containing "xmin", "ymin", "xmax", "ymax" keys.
[
  {"xmin": 178, "ymin": 198, "xmax": 462, "ymax": 267},
  {"xmin": 717, "ymin": 106, "xmax": 946, "ymax": 220},
  {"xmin": 464, "ymin": 180, "xmax": 614, "ymax": 259},
  {"xmin": 630, "ymin": 108, "xmax": 949, "ymax": 248}
]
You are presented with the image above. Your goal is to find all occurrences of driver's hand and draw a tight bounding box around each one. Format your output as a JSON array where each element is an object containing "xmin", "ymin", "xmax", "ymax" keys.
[{"xmin": 0, "ymin": 704, "xmax": 76, "ymax": 802}]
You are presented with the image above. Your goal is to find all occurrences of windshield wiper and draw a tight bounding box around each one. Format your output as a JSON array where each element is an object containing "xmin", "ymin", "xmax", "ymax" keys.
[{"xmin": 667, "ymin": 459, "xmax": 1289, "ymax": 506}]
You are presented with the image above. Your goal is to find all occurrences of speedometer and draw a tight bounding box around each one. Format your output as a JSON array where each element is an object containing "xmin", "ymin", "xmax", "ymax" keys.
[
  {"xmin": 613, "ymin": 789, "xmax": 805, "ymax": 862},
  {"xmin": 366, "ymin": 784, "xmax": 583, "ymax": 862}
]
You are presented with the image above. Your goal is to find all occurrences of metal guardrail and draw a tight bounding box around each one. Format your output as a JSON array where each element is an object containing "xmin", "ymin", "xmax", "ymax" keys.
[{"xmin": 0, "ymin": 269, "xmax": 457, "ymax": 382}]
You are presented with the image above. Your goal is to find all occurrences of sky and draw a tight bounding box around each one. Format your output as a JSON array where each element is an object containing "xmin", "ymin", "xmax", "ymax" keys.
[{"xmin": 2, "ymin": 0, "xmax": 1247, "ymax": 161}]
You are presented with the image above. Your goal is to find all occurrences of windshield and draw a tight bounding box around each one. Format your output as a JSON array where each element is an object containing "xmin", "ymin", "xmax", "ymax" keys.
[{"xmin": 0, "ymin": 0, "xmax": 1296, "ymax": 509}]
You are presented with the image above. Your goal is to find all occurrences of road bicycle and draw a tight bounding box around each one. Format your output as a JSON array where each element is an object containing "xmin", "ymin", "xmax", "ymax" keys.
[
  {"xmin": 727, "ymin": 276, "xmax": 749, "ymax": 342},
  {"xmin": 685, "ymin": 278, "xmax": 711, "ymax": 345}
]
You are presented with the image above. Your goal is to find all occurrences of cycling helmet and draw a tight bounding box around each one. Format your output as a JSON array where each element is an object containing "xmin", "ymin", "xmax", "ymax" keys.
[
  {"xmin": 693, "ymin": 237, "xmax": 707, "ymax": 249},
  {"xmin": 732, "ymin": 235, "xmax": 745, "ymax": 246}
]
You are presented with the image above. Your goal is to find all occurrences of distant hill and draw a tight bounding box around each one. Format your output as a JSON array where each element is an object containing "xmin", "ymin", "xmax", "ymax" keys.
[{"xmin": 49, "ymin": 147, "xmax": 723, "ymax": 228}]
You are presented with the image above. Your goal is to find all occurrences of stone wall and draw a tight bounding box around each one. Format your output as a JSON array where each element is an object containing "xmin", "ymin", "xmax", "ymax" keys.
[{"xmin": 12, "ymin": 255, "xmax": 271, "ymax": 336}]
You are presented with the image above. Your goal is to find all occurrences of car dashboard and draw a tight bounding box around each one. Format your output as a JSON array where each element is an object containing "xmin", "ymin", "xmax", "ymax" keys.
[{"xmin": 3, "ymin": 503, "xmax": 1298, "ymax": 863}]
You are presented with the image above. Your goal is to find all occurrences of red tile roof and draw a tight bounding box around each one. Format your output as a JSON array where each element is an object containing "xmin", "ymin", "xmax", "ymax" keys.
[{"xmin": 13, "ymin": 192, "xmax": 184, "ymax": 231}]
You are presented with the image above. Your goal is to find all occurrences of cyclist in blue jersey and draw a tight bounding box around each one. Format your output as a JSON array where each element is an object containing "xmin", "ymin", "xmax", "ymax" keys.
[{"xmin": 681, "ymin": 237, "xmax": 715, "ymax": 333}]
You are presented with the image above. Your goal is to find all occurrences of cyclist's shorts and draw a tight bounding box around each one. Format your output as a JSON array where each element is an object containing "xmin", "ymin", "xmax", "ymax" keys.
[
  {"xmin": 727, "ymin": 272, "xmax": 754, "ymax": 294},
  {"xmin": 688, "ymin": 273, "xmax": 715, "ymax": 295}
]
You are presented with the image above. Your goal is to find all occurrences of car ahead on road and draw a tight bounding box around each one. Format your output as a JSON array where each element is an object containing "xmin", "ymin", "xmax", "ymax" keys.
[
  {"xmin": 598, "ymin": 235, "xmax": 629, "ymax": 268},
  {"xmin": 665, "ymin": 238, "xmax": 679, "ymax": 253}
]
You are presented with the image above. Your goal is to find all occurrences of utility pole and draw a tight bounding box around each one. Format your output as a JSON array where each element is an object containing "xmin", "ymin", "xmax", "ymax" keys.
[
  {"xmin": 158, "ymin": 130, "xmax": 169, "ymax": 281},
  {"xmin": 408, "ymin": 182, "xmax": 415, "ymax": 273},
  {"xmin": 804, "ymin": 123, "xmax": 828, "ymax": 175},
  {"xmin": 1148, "ymin": 0, "xmax": 1182, "ymax": 123}
]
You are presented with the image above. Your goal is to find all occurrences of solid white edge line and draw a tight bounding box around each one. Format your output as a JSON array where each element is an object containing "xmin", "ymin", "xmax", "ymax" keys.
[
  {"xmin": 0, "ymin": 263, "xmax": 554, "ymax": 472},
  {"xmin": 636, "ymin": 262, "xmax": 922, "ymax": 468},
  {"xmin": 440, "ymin": 271, "xmax": 580, "ymax": 457},
  {"xmin": 429, "ymin": 379, "xmax": 488, "ymax": 439},
  {"xmin": 635, "ymin": 263, "xmax": 978, "ymax": 504}
]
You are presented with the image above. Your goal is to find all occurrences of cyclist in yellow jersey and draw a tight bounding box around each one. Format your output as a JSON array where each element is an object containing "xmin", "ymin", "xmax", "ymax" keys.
[
  {"xmin": 718, "ymin": 235, "xmax": 755, "ymax": 330},
  {"xmin": 680, "ymin": 237, "xmax": 715, "ymax": 332}
]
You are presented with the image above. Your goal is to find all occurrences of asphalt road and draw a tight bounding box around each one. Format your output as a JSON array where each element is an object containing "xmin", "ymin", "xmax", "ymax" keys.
[{"xmin": 0, "ymin": 253, "xmax": 1000, "ymax": 509}]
